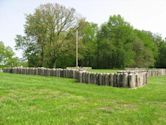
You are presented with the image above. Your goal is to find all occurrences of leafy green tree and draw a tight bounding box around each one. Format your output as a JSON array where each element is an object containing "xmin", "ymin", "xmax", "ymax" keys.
[
  {"xmin": 76, "ymin": 19, "xmax": 98, "ymax": 67},
  {"xmin": 97, "ymin": 15, "xmax": 135, "ymax": 68},
  {"xmin": 15, "ymin": 35, "xmax": 41, "ymax": 67},
  {"xmin": 0, "ymin": 41, "xmax": 20, "ymax": 67},
  {"xmin": 16, "ymin": 3, "xmax": 79, "ymax": 68},
  {"xmin": 156, "ymin": 40, "xmax": 166, "ymax": 68},
  {"xmin": 15, "ymin": 3, "xmax": 165, "ymax": 69},
  {"xmin": 54, "ymin": 19, "xmax": 98, "ymax": 68},
  {"xmin": 133, "ymin": 30, "xmax": 158, "ymax": 67},
  {"xmin": 96, "ymin": 15, "xmax": 159, "ymax": 68}
]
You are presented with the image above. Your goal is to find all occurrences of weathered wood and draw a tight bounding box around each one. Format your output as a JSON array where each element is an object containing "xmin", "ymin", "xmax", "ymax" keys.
[{"xmin": 2, "ymin": 67, "xmax": 165, "ymax": 88}]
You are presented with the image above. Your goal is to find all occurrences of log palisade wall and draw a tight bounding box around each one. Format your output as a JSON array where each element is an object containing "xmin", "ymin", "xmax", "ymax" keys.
[{"xmin": 2, "ymin": 67, "xmax": 166, "ymax": 88}]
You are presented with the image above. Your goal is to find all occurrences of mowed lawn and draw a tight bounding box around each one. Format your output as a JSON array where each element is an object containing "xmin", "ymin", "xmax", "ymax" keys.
[
  {"xmin": 0, "ymin": 73, "xmax": 166, "ymax": 125},
  {"xmin": 88, "ymin": 69, "xmax": 120, "ymax": 73}
]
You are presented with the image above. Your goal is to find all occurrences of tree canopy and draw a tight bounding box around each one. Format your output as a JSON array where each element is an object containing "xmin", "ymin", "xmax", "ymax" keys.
[
  {"xmin": 0, "ymin": 41, "xmax": 20, "ymax": 68},
  {"xmin": 15, "ymin": 3, "xmax": 166, "ymax": 69},
  {"xmin": 16, "ymin": 3, "xmax": 78, "ymax": 68}
]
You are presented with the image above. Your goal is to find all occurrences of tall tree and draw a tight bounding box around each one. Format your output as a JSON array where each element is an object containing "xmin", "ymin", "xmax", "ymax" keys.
[
  {"xmin": 0, "ymin": 41, "xmax": 19, "ymax": 67},
  {"xmin": 76, "ymin": 19, "xmax": 98, "ymax": 67},
  {"xmin": 16, "ymin": 3, "xmax": 78, "ymax": 68},
  {"xmin": 155, "ymin": 35, "xmax": 166, "ymax": 68},
  {"xmin": 156, "ymin": 42, "xmax": 166, "ymax": 68},
  {"xmin": 133, "ymin": 30, "xmax": 158, "ymax": 67},
  {"xmin": 97, "ymin": 15, "xmax": 135, "ymax": 68}
]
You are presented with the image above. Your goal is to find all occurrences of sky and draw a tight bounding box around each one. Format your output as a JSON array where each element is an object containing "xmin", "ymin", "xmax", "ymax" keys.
[{"xmin": 0, "ymin": 0, "xmax": 166, "ymax": 58}]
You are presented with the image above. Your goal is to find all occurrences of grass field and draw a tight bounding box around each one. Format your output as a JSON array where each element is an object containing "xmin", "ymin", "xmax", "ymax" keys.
[
  {"xmin": 0, "ymin": 72, "xmax": 166, "ymax": 125},
  {"xmin": 88, "ymin": 69, "xmax": 121, "ymax": 73}
]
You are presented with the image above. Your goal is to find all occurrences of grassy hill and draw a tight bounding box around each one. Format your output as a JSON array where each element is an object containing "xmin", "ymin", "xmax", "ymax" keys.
[{"xmin": 0, "ymin": 72, "xmax": 166, "ymax": 125}]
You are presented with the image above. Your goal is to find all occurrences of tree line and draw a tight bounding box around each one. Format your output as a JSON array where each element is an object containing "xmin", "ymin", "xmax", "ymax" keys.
[
  {"xmin": 0, "ymin": 41, "xmax": 23, "ymax": 68},
  {"xmin": 3, "ymin": 3, "xmax": 166, "ymax": 68}
]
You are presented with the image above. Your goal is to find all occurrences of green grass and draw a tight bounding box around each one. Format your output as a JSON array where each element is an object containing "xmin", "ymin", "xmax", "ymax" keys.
[
  {"xmin": 88, "ymin": 69, "xmax": 121, "ymax": 73},
  {"xmin": 0, "ymin": 72, "xmax": 166, "ymax": 125}
]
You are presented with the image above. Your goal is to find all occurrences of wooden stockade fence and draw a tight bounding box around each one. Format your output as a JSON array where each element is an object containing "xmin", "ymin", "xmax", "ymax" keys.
[{"xmin": 2, "ymin": 67, "xmax": 166, "ymax": 88}]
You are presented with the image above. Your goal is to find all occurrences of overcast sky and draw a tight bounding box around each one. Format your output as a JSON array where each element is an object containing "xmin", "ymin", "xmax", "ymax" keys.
[{"xmin": 0, "ymin": 0, "xmax": 166, "ymax": 57}]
